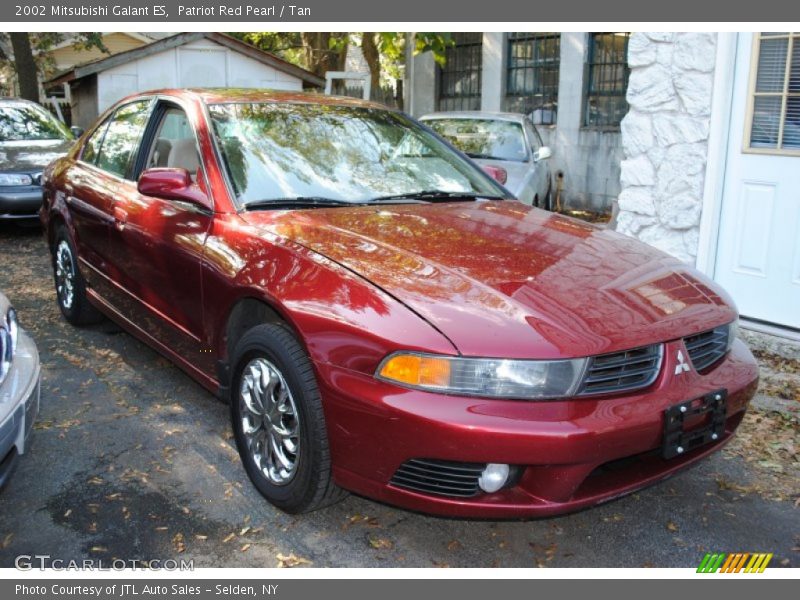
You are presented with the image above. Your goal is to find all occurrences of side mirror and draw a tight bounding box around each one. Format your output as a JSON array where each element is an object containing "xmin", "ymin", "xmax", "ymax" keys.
[
  {"xmin": 482, "ymin": 165, "xmax": 508, "ymax": 185},
  {"xmin": 137, "ymin": 168, "xmax": 212, "ymax": 211},
  {"xmin": 534, "ymin": 146, "xmax": 552, "ymax": 162},
  {"xmin": 69, "ymin": 126, "xmax": 84, "ymax": 138}
]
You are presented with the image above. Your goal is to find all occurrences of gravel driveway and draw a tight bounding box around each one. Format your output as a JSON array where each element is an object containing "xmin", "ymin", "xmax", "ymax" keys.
[{"xmin": 0, "ymin": 223, "xmax": 796, "ymax": 568}]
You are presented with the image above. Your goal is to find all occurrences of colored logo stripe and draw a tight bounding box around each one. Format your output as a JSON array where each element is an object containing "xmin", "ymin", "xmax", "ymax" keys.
[{"xmin": 697, "ymin": 553, "xmax": 773, "ymax": 573}]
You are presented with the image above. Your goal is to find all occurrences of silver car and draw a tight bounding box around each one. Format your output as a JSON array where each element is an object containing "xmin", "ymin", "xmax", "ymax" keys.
[
  {"xmin": 0, "ymin": 292, "xmax": 40, "ymax": 488},
  {"xmin": 420, "ymin": 111, "xmax": 553, "ymax": 208}
]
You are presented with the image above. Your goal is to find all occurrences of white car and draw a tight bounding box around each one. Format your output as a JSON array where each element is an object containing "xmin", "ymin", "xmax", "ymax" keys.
[
  {"xmin": 420, "ymin": 111, "xmax": 553, "ymax": 208},
  {"xmin": 0, "ymin": 291, "xmax": 40, "ymax": 488}
]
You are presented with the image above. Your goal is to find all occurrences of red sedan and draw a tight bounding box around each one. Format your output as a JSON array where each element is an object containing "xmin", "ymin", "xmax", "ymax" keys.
[{"xmin": 41, "ymin": 90, "xmax": 758, "ymax": 517}]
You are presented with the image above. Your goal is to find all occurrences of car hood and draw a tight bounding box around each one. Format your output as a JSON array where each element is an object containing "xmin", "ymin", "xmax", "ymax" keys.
[
  {"xmin": 243, "ymin": 202, "xmax": 737, "ymax": 359},
  {"xmin": 472, "ymin": 158, "xmax": 531, "ymax": 197},
  {"xmin": 0, "ymin": 139, "xmax": 74, "ymax": 172}
]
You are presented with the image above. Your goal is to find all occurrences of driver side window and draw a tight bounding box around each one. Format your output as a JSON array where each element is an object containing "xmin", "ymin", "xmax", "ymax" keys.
[{"xmin": 145, "ymin": 106, "xmax": 201, "ymax": 180}]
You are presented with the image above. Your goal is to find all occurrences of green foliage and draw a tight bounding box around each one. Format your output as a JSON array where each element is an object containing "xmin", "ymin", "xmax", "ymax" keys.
[
  {"xmin": 0, "ymin": 32, "xmax": 109, "ymax": 98},
  {"xmin": 226, "ymin": 32, "xmax": 307, "ymax": 69},
  {"xmin": 229, "ymin": 32, "xmax": 455, "ymax": 84}
]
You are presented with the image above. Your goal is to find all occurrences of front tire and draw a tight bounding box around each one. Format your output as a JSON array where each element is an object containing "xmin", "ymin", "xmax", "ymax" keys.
[
  {"xmin": 230, "ymin": 323, "xmax": 346, "ymax": 513},
  {"xmin": 52, "ymin": 225, "xmax": 103, "ymax": 326}
]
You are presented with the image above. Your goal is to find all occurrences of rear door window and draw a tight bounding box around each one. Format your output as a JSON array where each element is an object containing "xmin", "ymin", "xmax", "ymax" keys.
[
  {"xmin": 95, "ymin": 100, "xmax": 153, "ymax": 179},
  {"xmin": 81, "ymin": 120, "xmax": 109, "ymax": 164}
]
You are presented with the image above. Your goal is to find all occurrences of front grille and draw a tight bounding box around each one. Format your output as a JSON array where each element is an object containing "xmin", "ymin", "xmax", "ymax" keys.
[
  {"xmin": 390, "ymin": 459, "xmax": 485, "ymax": 498},
  {"xmin": 579, "ymin": 344, "xmax": 663, "ymax": 395},
  {"xmin": 684, "ymin": 326, "xmax": 729, "ymax": 372}
]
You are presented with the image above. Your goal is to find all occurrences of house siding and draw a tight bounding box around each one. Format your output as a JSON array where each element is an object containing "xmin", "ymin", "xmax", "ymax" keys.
[
  {"xmin": 51, "ymin": 33, "xmax": 149, "ymax": 72},
  {"xmin": 93, "ymin": 38, "xmax": 304, "ymax": 115}
]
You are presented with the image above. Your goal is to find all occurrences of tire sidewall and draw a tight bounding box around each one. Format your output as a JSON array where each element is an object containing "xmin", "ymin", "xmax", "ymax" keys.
[
  {"xmin": 52, "ymin": 227, "xmax": 82, "ymax": 323},
  {"xmin": 230, "ymin": 327, "xmax": 320, "ymax": 511}
]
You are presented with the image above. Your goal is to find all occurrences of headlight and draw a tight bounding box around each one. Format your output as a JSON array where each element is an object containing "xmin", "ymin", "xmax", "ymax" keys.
[
  {"xmin": 0, "ymin": 173, "xmax": 33, "ymax": 186},
  {"xmin": 376, "ymin": 352, "xmax": 588, "ymax": 400},
  {"xmin": 6, "ymin": 308, "xmax": 18, "ymax": 356},
  {"xmin": 0, "ymin": 307, "xmax": 18, "ymax": 383}
]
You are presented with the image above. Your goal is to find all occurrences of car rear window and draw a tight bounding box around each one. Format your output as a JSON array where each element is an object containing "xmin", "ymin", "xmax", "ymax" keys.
[{"xmin": 425, "ymin": 118, "xmax": 529, "ymax": 163}]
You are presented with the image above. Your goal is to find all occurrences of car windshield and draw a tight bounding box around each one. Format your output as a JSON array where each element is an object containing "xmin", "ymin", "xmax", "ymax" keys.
[
  {"xmin": 0, "ymin": 103, "xmax": 72, "ymax": 142},
  {"xmin": 424, "ymin": 118, "xmax": 529, "ymax": 163},
  {"xmin": 208, "ymin": 102, "xmax": 505, "ymax": 206}
]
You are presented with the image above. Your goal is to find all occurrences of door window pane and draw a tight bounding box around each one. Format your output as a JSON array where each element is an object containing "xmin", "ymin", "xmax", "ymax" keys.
[
  {"xmin": 747, "ymin": 33, "xmax": 800, "ymax": 153},
  {"xmin": 95, "ymin": 100, "xmax": 152, "ymax": 178}
]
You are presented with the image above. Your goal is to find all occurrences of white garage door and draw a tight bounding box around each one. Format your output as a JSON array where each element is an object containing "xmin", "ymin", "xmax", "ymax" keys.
[{"xmin": 715, "ymin": 32, "xmax": 800, "ymax": 330}]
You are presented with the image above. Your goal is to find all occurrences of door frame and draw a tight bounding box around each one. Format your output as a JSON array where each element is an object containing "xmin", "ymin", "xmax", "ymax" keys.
[
  {"xmin": 696, "ymin": 32, "xmax": 800, "ymax": 337},
  {"xmin": 695, "ymin": 32, "xmax": 739, "ymax": 279}
]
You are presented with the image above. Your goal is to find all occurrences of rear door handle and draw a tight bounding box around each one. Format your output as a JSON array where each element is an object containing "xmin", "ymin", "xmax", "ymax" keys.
[{"xmin": 113, "ymin": 205, "xmax": 128, "ymax": 231}]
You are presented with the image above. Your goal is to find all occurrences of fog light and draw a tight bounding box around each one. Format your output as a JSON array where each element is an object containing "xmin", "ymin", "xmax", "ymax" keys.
[{"xmin": 478, "ymin": 463, "xmax": 510, "ymax": 493}]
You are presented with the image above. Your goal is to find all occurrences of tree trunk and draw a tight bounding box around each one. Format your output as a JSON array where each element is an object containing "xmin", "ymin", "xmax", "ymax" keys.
[
  {"xmin": 300, "ymin": 32, "xmax": 347, "ymax": 78},
  {"xmin": 10, "ymin": 32, "xmax": 39, "ymax": 102},
  {"xmin": 361, "ymin": 33, "xmax": 381, "ymax": 101}
]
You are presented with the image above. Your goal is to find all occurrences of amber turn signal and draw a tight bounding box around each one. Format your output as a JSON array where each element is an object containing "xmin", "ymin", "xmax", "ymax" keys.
[{"xmin": 378, "ymin": 354, "xmax": 452, "ymax": 388}]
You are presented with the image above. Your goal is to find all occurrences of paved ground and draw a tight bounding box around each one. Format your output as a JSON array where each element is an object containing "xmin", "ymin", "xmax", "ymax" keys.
[{"xmin": 0, "ymin": 223, "xmax": 797, "ymax": 569}]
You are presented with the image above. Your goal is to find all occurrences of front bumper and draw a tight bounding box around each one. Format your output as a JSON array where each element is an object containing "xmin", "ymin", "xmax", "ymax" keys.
[
  {"xmin": 319, "ymin": 339, "xmax": 759, "ymax": 518},
  {"xmin": 0, "ymin": 329, "xmax": 41, "ymax": 489},
  {"xmin": 0, "ymin": 187, "xmax": 43, "ymax": 220}
]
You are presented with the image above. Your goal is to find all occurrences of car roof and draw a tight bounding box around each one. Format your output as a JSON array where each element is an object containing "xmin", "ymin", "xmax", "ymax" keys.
[
  {"xmin": 419, "ymin": 111, "xmax": 529, "ymax": 123},
  {"xmin": 129, "ymin": 88, "xmax": 394, "ymax": 111},
  {"xmin": 0, "ymin": 97, "xmax": 49, "ymax": 108}
]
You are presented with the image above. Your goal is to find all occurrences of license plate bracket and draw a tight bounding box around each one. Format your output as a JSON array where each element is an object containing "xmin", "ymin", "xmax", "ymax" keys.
[{"xmin": 663, "ymin": 389, "xmax": 727, "ymax": 459}]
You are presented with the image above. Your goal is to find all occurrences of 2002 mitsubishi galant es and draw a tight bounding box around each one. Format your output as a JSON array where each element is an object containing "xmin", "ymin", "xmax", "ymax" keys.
[{"xmin": 41, "ymin": 90, "xmax": 759, "ymax": 517}]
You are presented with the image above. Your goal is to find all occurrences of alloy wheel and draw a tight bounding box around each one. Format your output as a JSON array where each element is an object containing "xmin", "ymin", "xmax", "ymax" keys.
[
  {"xmin": 55, "ymin": 240, "xmax": 75, "ymax": 310},
  {"xmin": 238, "ymin": 357, "xmax": 300, "ymax": 485}
]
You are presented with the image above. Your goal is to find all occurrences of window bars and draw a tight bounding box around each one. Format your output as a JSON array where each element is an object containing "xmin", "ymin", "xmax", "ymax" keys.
[
  {"xmin": 437, "ymin": 33, "xmax": 483, "ymax": 112},
  {"xmin": 585, "ymin": 32, "xmax": 631, "ymax": 128},
  {"xmin": 504, "ymin": 33, "xmax": 560, "ymax": 125}
]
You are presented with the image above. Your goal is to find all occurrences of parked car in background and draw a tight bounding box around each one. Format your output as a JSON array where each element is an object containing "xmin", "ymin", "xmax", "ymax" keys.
[
  {"xmin": 0, "ymin": 291, "xmax": 40, "ymax": 489},
  {"xmin": 420, "ymin": 111, "xmax": 553, "ymax": 208},
  {"xmin": 42, "ymin": 89, "xmax": 758, "ymax": 517},
  {"xmin": 0, "ymin": 98, "xmax": 76, "ymax": 221}
]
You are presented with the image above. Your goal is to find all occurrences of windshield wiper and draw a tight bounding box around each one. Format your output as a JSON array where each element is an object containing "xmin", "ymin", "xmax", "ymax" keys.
[
  {"xmin": 367, "ymin": 190, "xmax": 505, "ymax": 204},
  {"xmin": 465, "ymin": 152, "xmax": 502, "ymax": 160},
  {"xmin": 241, "ymin": 197, "xmax": 356, "ymax": 211}
]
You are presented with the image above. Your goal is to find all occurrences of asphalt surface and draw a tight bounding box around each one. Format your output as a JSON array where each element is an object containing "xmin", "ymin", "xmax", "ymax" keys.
[{"xmin": 0, "ymin": 223, "xmax": 796, "ymax": 569}]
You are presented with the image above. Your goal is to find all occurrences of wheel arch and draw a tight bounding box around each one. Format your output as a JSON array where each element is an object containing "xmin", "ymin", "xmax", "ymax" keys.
[{"xmin": 215, "ymin": 294, "xmax": 305, "ymax": 400}]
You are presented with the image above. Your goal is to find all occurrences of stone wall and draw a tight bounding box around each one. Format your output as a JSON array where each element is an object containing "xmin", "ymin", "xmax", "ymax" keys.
[{"xmin": 615, "ymin": 32, "xmax": 717, "ymax": 263}]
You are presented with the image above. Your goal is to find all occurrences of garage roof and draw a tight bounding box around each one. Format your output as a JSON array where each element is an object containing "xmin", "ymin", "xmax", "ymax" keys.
[{"xmin": 45, "ymin": 32, "xmax": 324, "ymax": 88}]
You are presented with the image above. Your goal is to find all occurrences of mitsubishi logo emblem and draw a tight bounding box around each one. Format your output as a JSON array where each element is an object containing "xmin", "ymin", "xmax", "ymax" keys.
[{"xmin": 674, "ymin": 350, "xmax": 691, "ymax": 375}]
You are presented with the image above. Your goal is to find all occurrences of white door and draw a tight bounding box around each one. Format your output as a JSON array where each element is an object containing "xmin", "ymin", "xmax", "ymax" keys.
[{"xmin": 715, "ymin": 32, "xmax": 800, "ymax": 329}]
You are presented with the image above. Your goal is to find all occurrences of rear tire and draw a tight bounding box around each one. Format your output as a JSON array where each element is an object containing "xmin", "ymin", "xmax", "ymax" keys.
[
  {"xmin": 52, "ymin": 225, "xmax": 103, "ymax": 326},
  {"xmin": 230, "ymin": 323, "xmax": 346, "ymax": 513},
  {"xmin": 543, "ymin": 177, "xmax": 553, "ymax": 211}
]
